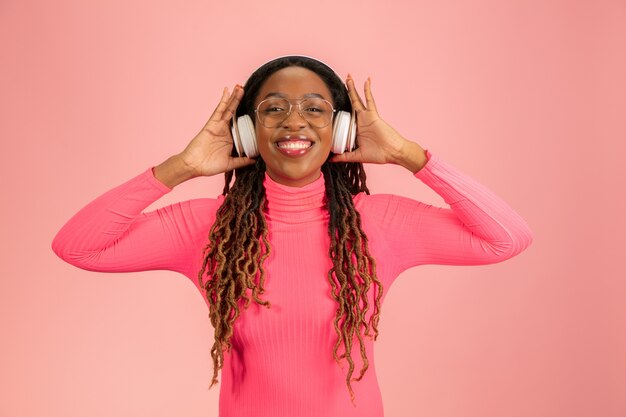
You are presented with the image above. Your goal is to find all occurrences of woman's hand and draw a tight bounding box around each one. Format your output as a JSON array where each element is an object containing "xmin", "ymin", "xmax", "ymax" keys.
[
  {"xmin": 178, "ymin": 85, "xmax": 256, "ymax": 177},
  {"xmin": 153, "ymin": 85, "xmax": 256, "ymax": 188},
  {"xmin": 330, "ymin": 76, "xmax": 428, "ymax": 173}
]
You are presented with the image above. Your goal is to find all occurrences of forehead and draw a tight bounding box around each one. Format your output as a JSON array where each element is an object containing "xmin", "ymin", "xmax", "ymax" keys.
[{"xmin": 255, "ymin": 66, "xmax": 333, "ymax": 104}]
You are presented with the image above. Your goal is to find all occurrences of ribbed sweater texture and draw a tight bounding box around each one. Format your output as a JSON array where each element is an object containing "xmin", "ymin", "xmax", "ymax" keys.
[{"xmin": 52, "ymin": 150, "xmax": 533, "ymax": 417}]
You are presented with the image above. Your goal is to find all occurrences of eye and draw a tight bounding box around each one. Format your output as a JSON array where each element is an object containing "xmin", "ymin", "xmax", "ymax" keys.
[
  {"xmin": 304, "ymin": 106, "xmax": 323, "ymax": 113},
  {"xmin": 260, "ymin": 105, "xmax": 287, "ymax": 115},
  {"xmin": 301, "ymin": 98, "xmax": 331, "ymax": 115},
  {"xmin": 259, "ymin": 99, "xmax": 289, "ymax": 115}
]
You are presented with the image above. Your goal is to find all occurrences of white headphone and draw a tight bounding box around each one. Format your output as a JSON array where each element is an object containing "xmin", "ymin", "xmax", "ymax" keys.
[{"xmin": 230, "ymin": 56, "xmax": 357, "ymax": 158}]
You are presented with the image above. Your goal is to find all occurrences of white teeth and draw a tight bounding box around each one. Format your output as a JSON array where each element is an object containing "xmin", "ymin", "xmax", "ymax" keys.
[{"xmin": 277, "ymin": 141, "xmax": 312, "ymax": 150}]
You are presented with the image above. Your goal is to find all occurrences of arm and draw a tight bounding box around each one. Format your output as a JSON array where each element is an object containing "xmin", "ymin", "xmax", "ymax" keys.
[
  {"xmin": 358, "ymin": 150, "xmax": 533, "ymax": 274},
  {"xmin": 52, "ymin": 84, "xmax": 255, "ymax": 279},
  {"xmin": 334, "ymin": 75, "xmax": 532, "ymax": 273},
  {"xmin": 51, "ymin": 167, "xmax": 219, "ymax": 279}
]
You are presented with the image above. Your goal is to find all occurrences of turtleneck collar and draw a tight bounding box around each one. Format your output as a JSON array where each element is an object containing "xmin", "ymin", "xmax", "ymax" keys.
[{"xmin": 263, "ymin": 172, "xmax": 328, "ymax": 223}]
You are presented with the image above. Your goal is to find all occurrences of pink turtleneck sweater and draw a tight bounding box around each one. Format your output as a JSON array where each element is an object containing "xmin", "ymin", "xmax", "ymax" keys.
[{"xmin": 51, "ymin": 150, "xmax": 533, "ymax": 417}]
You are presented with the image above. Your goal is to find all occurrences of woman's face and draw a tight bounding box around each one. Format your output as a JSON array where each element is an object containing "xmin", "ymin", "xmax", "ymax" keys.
[{"xmin": 253, "ymin": 66, "xmax": 334, "ymax": 187}]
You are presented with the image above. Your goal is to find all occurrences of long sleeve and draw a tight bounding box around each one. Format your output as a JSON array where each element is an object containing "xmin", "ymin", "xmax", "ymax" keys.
[
  {"xmin": 356, "ymin": 149, "xmax": 534, "ymax": 278},
  {"xmin": 51, "ymin": 168, "xmax": 220, "ymax": 282}
]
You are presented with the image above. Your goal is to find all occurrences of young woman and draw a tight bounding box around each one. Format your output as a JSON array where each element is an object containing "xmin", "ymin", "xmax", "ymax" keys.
[{"xmin": 52, "ymin": 56, "xmax": 533, "ymax": 417}]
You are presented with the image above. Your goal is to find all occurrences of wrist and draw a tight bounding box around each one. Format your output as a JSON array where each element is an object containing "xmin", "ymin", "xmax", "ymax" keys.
[
  {"xmin": 153, "ymin": 154, "xmax": 198, "ymax": 188},
  {"xmin": 394, "ymin": 140, "xmax": 428, "ymax": 174}
]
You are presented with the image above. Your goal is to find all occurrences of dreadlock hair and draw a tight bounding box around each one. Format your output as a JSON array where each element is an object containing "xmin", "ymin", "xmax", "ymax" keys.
[{"xmin": 197, "ymin": 56, "xmax": 384, "ymax": 404}]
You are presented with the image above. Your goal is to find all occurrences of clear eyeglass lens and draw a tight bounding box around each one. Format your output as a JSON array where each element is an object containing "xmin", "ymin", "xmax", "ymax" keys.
[{"xmin": 257, "ymin": 98, "xmax": 333, "ymax": 128}]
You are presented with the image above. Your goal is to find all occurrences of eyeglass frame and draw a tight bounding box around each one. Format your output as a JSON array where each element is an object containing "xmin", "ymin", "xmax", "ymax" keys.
[{"xmin": 253, "ymin": 97, "xmax": 337, "ymax": 128}]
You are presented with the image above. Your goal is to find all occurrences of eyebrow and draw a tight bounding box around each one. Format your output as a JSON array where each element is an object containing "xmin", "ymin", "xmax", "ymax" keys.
[{"xmin": 261, "ymin": 92, "xmax": 327, "ymax": 100}]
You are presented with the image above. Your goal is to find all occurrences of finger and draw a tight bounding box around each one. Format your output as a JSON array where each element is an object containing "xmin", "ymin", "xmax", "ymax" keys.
[
  {"xmin": 364, "ymin": 77, "xmax": 378, "ymax": 113},
  {"xmin": 346, "ymin": 75, "xmax": 366, "ymax": 112},
  {"xmin": 221, "ymin": 85, "xmax": 244, "ymax": 122},
  {"xmin": 208, "ymin": 87, "xmax": 231, "ymax": 122},
  {"xmin": 347, "ymin": 76, "xmax": 366, "ymax": 110},
  {"xmin": 329, "ymin": 150, "xmax": 360, "ymax": 163},
  {"xmin": 228, "ymin": 155, "xmax": 256, "ymax": 170}
]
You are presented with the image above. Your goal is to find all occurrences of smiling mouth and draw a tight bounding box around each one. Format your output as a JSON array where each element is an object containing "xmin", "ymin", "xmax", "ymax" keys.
[
  {"xmin": 274, "ymin": 136, "xmax": 314, "ymax": 157},
  {"xmin": 276, "ymin": 140, "xmax": 313, "ymax": 150}
]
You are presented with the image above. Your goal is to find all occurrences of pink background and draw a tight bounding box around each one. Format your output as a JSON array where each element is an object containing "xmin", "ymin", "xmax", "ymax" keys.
[{"xmin": 1, "ymin": 1, "xmax": 625, "ymax": 416}]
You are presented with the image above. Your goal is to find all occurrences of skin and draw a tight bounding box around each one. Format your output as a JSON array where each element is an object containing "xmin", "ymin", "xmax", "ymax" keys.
[{"xmin": 153, "ymin": 66, "xmax": 428, "ymax": 189}]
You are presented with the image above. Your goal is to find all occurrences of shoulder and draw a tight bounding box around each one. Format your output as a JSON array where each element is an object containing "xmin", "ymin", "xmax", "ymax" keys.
[
  {"xmin": 354, "ymin": 192, "xmax": 430, "ymax": 215},
  {"xmin": 171, "ymin": 195, "xmax": 225, "ymax": 218},
  {"xmin": 353, "ymin": 192, "xmax": 394, "ymax": 212},
  {"xmin": 145, "ymin": 195, "xmax": 225, "ymax": 229}
]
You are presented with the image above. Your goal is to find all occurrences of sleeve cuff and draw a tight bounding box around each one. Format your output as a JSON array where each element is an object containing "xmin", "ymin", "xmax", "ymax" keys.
[
  {"xmin": 144, "ymin": 167, "xmax": 174, "ymax": 194},
  {"xmin": 413, "ymin": 149, "xmax": 441, "ymax": 179}
]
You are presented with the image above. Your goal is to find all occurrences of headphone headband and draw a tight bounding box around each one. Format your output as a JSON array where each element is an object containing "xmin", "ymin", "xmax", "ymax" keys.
[{"xmin": 247, "ymin": 55, "xmax": 342, "ymax": 80}]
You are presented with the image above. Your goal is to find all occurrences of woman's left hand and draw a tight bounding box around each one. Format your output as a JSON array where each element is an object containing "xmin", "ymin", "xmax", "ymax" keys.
[{"xmin": 330, "ymin": 76, "xmax": 428, "ymax": 173}]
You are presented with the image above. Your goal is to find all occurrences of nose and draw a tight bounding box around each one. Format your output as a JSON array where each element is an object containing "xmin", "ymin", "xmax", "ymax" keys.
[{"xmin": 280, "ymin": 106, "xmax": 308, "ymax": 130}]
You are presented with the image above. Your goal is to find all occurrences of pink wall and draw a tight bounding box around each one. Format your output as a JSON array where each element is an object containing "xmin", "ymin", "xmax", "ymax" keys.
[{"xmin": 1, "ymin": 0, "xmax": 625, "ymax": 416}]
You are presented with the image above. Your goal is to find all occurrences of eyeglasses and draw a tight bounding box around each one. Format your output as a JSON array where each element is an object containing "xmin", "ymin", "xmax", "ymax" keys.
[{"xmin": 254, "ymin": 97, "xmax": 336, "ymax": 128}]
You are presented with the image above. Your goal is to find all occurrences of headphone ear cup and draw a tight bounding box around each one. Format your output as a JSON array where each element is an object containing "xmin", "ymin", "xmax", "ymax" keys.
[
  {"xmin": 230, "ymin": 117, "xmax": 244, "ymax": 157},
  {"xmin": 331, "ymin": 111, "xmax": 351, "ymax": 154},
  {"xmin": 231, "ymin": 115, "xmax": 258, "ymax": 157},
  {"xmin": 347, "ymin": 111, "xmax": 356, "ymax": 152}
]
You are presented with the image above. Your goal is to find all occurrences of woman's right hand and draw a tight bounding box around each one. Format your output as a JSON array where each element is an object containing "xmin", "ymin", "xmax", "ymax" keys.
[
  {"xmin": 178, "ymin": 85, "xmax": 256, "ymax": 178},
  {"xmin": 153, "ymin": 85, "xmax": 256, "ymax": 188}
]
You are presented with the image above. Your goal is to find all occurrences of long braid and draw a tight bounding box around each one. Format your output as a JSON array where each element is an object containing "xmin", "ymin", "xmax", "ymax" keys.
[
  {"xmin": 322, "ymin": 162, "xmax": 382, "ymax": 404},
  {"xmin": 197, "ymin": 159, "xmax": 272, "ymax": 388}
]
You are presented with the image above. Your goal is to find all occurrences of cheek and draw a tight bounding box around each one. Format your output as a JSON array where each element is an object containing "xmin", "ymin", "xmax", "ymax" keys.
[
  {"xmin": 254, "ymin": 127, "xmax": 272, "ymax": 150},
  {"xmin": 319, "ymin": 128, "xmax": 334, "ymax": 151}
]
